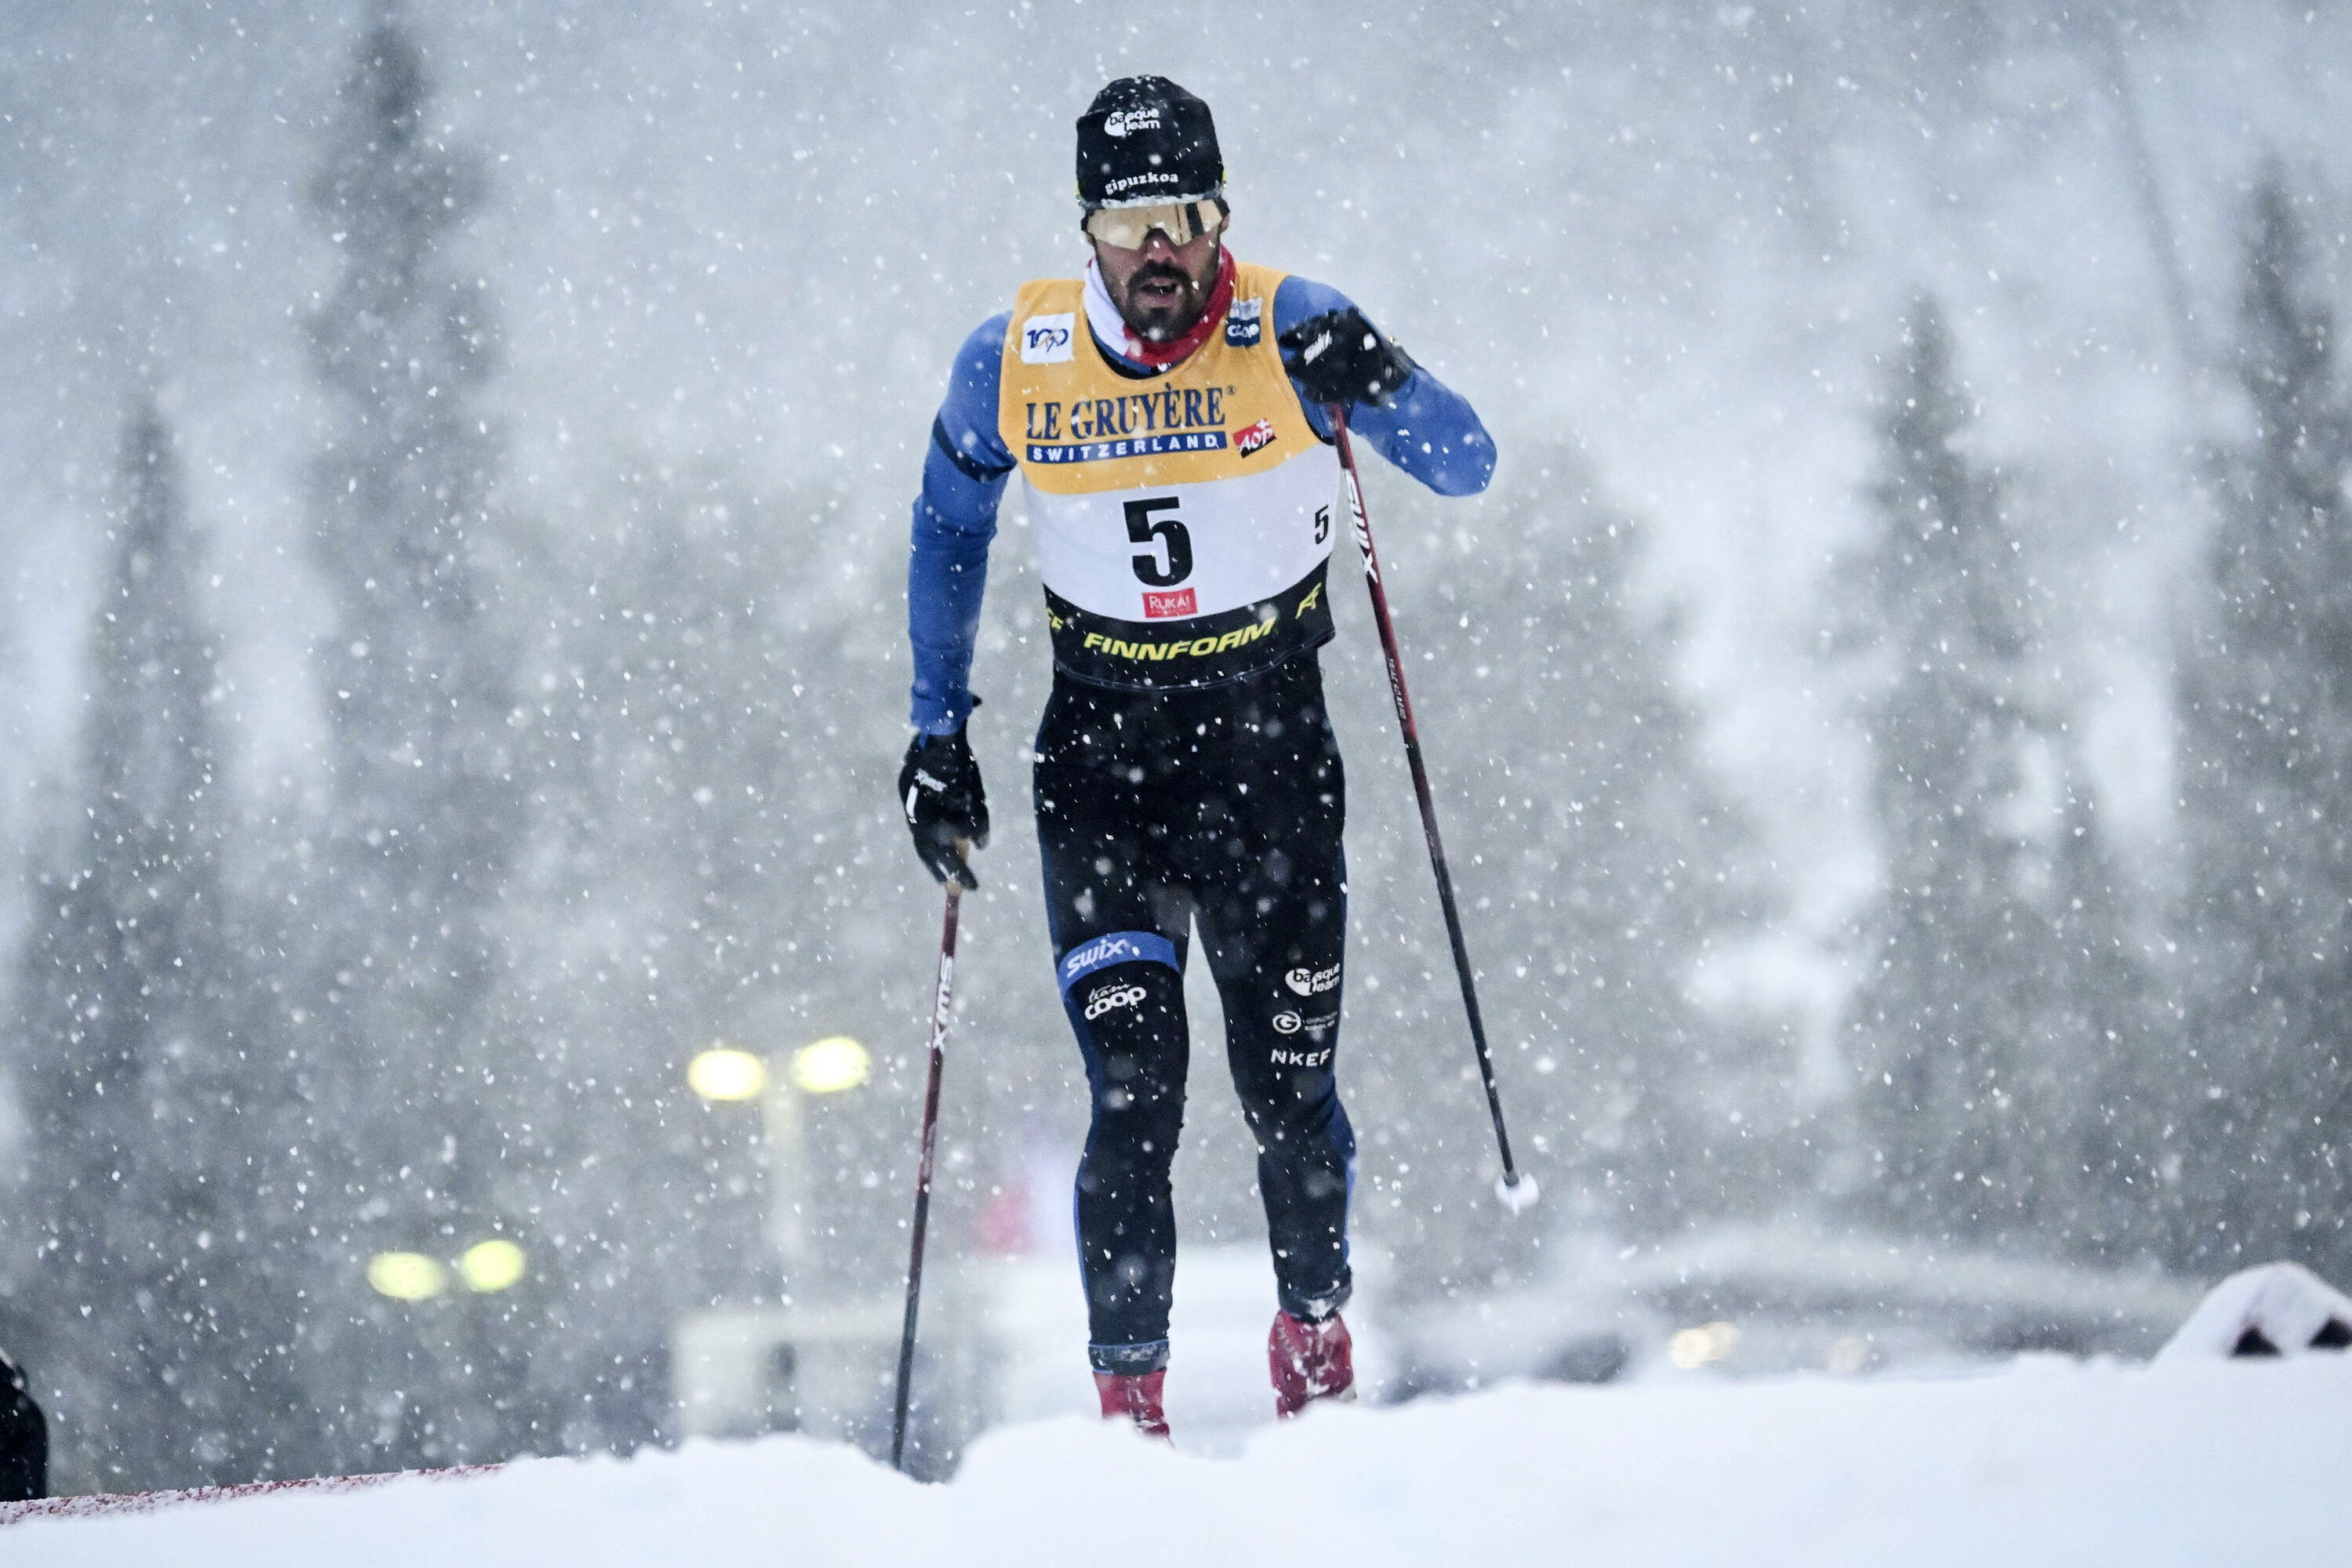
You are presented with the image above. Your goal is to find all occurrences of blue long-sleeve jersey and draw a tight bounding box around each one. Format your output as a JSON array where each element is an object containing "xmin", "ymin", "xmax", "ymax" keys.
[{"xmin": 907, "ymin": 270, "xmax": 1496, "ymax": 733}]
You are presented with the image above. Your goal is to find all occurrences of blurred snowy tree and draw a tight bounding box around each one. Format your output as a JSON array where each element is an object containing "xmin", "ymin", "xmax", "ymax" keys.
[
  {"xmin": 293, "ymin": 19, "xmax": 541, "ymax": 1473},
  {"xmin": 492, "ymin": 456, "xmax": 921, "ymax": 1448},
  {"xmin": 1842, "ymin": 299, "xmax": 2079, "ymax": 1245},
  {"xmin": 9, "ymin": 402, "xmax": 297, "ymax": 1490},
  {"xmin": 521, "ymin": 470, "xmax": 830, "ymax": 1315},
  {"xmin": 2037, "ymin": 780, "xmax": 2170, "ymax": 1263},
  {"xmin": 1337, "ymin": 449, "xmax": 1787, "ymax": 1294},
  {"xmin": 2175, "ymin": 168, "xmax": 2352, "ymax": 1282}
]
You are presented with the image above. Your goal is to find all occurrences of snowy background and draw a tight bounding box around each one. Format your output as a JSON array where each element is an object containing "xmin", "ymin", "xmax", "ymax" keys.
[{"xmin": 5, "ymin": 0, "xmax": 2352, "ymax": 1497}]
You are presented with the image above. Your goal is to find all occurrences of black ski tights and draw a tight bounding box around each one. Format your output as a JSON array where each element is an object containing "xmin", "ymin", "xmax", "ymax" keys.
[{"xmin": 1033, "ymin": 659, "xmax": 1356, "ymax": 1374}]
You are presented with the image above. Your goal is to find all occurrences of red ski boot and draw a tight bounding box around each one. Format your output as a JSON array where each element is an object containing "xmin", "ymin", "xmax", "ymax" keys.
[
  {"xmin": 1269, "ymin": 1309, "xmax": 1358, "ymax": 1418},
  {"xmin": 1093, "ymin": 1369, "xmax": 1171, "ymax": 1440}
]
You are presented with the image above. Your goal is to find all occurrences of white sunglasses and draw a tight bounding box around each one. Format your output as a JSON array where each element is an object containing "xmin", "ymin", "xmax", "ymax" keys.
[{"xmin": 1083, "ymin": 199, "xmax": 1226, "ymax": 252}]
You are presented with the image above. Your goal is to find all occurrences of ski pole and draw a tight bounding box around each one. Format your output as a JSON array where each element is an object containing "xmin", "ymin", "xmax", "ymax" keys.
[
  {"xmin": 890, "ymin": 867, "xmax": 965, "ymax": 1473},
  {"xmin": 1330, "ymin": 406, "xmax": 1538, "ymax": 1214}
]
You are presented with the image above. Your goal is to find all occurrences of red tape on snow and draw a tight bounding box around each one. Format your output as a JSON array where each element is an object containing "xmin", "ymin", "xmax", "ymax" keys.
[{"xmin": 0, "ymin": 1463, "xmax": 502, "ymax": 1528}]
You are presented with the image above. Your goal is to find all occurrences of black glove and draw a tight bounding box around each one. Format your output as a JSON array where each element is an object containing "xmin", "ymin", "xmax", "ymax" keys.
[
  {"xmin": 1279, "ymin": 307, "xmax": 1416, "ymax": 410},
  {"xmin": 898, "ymin": 723, "xmax": 989, "ymax": 888}
]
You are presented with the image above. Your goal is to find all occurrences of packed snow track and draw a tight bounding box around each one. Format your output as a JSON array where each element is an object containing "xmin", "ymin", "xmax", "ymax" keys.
[{"xmin": 5, "ymin": 1354, "xmax": 2346, "ymax": 1565}]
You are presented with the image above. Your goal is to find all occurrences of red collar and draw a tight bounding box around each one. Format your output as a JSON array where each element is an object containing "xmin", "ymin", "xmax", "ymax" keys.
[{"xmin": 1123, "ymin": 249, "xmax": 1236, "ymax": 370}]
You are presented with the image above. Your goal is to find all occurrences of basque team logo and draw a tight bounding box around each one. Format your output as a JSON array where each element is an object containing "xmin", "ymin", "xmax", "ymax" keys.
[{"xmin": 1236, "ymin": 418, "xmax": 1276, "ymax": 457}]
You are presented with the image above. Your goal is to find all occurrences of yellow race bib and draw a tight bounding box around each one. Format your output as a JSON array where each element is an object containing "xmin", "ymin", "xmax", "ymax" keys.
[{"xmin": 998, "ymin": 261, "xmax": 1340, "ymax": 691}]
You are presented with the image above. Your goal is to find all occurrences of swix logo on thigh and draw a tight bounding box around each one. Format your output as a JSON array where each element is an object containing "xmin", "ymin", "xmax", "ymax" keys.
[
  {"xmin": 1058, "ymin": 930, "xmax": 1178, "ymax": 990},
  {"xmin": 1065, "ymin": 935, "xmax": 1139, "ymax": 978},
  {"xmin": 1284, "ymin": 963, "xmax": 1341, "ymax": 996},
  {"xmin": 1142, "ymin": 588, "xmax": 1197, "ymax": 619},
  {"xmin": 1085, "ymin": 982, "xmax": 1149, "ymax": 1020}
]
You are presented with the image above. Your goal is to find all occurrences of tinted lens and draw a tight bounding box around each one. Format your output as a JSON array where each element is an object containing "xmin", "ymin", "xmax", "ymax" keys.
[{"xmin": 1084, "ymin": 201, "xmax": 1221, "ymax": 250}]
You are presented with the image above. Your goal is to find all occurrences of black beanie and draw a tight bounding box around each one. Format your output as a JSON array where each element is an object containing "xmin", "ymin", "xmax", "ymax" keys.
[{"xmin": 1076, "ymin": 76, "xmax": 1222, "ymax": 207}]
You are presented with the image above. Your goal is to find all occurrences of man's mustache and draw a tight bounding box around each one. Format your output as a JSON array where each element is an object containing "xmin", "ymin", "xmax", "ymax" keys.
[{"xmin": 1130, "ymin": 263, "xmax": 1193, "ymax": 296}]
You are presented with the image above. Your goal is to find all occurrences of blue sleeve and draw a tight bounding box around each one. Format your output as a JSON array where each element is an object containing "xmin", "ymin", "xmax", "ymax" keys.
[
  {"xmin": 908, "ymin": 312, "xmax": 1017, "ymax": 735},
  {"xmin": 1272, "ymin": 275, "xmax": 1497, "ymax": 497}
]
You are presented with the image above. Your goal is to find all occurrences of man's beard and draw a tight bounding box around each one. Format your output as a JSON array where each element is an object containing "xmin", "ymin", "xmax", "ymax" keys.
[{"xmin": 1118, "ymin": 261, "xmax": 1207, "ymax": 343}]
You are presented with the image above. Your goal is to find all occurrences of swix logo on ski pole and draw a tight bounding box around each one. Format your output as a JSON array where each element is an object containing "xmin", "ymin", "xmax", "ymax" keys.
[
  {"xmin": 931, "ymin": 955, "xmax": 956, "ymax": 1036},
  {"xmin": 1346, "ymin": 481, "xmax": 1377, "ymax": 580},
  {"xmin": 1083, "ymin": 982, "xmax": 1148, "ymax": 1020}
]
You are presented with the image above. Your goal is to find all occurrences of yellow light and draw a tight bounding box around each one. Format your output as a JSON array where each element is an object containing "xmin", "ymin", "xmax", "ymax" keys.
[
  {"xmin": 688, "ymin": 1046, "xmax": 768, "ymax": 1102},
  {"xmin": 792, "ymin": 1036, "xmax": 870, "ymax": 1095},
  {"xmin": 459, "ymin": 1238, "xmax": 528, "ymax": 1293},
  {"xmin": 368, "ymin": 1251, "xmax": 450, "ymax": 1301},
  {"xmin": 1668, "ymin": 1321, "xmax": 1740, "ymax": 1370}
]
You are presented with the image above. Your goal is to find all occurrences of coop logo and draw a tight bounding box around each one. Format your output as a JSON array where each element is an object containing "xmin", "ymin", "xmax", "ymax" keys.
[
  {"xmin": 1284, "ymin": 963, "xmax": 1340, "ymax": 997},
  {"xmin": 1225, "ymin": 296, "xmax": 1263, "ymax": 348},
  {"xmin": 1272, "ymin": 1009, "xmax": 1338, "ymax": 1036},
  {"xmin": 1270, "ymin": 1045, "xmax": 1334, "ymax": 1069},
  {"xmin": 1142, "ymin": 588, "xmax": 1197, "ymax": 620},
  {"xmin": 1235, "ymin": 417, "xmax": 1276, "ymax": 457},
  {"xmin": 1103, "ymin": 107, "xmax": 1162, "ymax": 138},
  {"xmin": 1020, "ymin": 313, "xmax": 1076, "ymax": 365},
  {"xmin": 1084, "ymin": 982, "xmax": 1148, "ymax": 1020}
]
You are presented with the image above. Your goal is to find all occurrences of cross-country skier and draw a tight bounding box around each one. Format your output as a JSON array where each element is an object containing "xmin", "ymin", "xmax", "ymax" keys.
[{"xmin": 898, "ymin": 75, "xmax": 1494, "ymax": 1438}]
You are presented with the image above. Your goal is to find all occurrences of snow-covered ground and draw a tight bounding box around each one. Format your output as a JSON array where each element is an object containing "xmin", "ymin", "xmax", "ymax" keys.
[{"xmin": 7, "ymin": 1354, "xmax": 2345, "ymax": 1566}]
